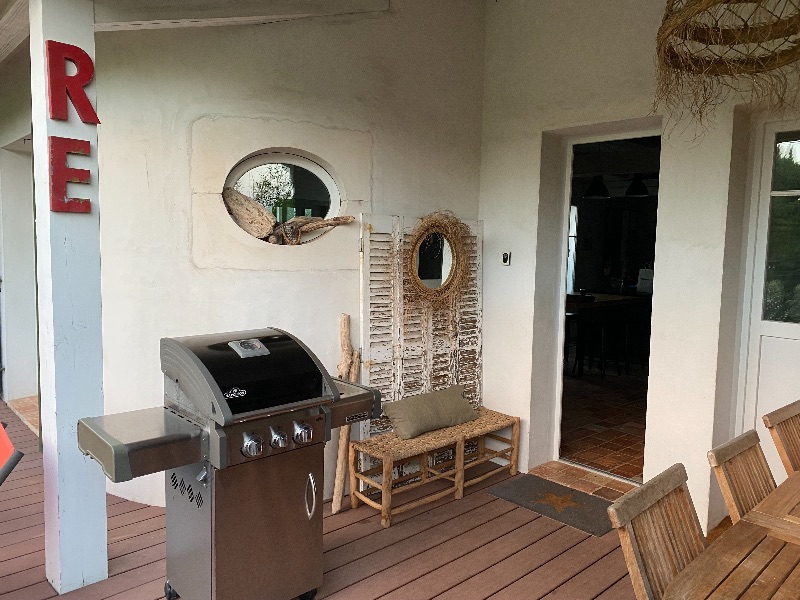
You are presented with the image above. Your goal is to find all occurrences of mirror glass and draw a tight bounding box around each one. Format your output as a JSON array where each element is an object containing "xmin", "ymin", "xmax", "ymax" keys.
[{"xmin": 416, "ymin": 233, "xmax": 453, "ymax": 289}]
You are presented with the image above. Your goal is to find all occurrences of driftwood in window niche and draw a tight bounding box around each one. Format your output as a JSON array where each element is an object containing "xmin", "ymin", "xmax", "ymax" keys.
[
  {"xmin": 222, "ymin": 187, "xmax": 277, "ymax": 238},
  {"xmin": 275, "ymin": 215, "xmax": 356, "ymax": 245},
  {"xmin": 656, "ymin": 0, "xmax": 800, "ymax": 122},
  {"xmin": 221, "ymin": 186, "xmax": 355, "ymax": 244}
]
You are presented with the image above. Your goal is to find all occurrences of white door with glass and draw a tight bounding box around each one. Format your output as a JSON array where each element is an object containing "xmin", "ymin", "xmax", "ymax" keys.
[{"xmin": 744, "ymin": 123, "xmax": 800, "ymax": 483}]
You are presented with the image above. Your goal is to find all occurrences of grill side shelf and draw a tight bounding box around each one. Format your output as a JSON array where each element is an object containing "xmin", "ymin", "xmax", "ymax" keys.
[{"xmin": 78, "ymin": 407, "xmax": 206, "ymax": 483}]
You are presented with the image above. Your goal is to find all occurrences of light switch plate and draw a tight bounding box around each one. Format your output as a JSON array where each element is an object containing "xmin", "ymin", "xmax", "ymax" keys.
[{"xmin": 502, "ymin": 252, "xmax": 511, "ymax": 266}]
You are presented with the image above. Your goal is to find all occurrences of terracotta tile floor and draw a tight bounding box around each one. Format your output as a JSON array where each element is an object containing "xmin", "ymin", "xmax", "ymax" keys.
[
  {"xmin": 7, "ymin": 395, "xmax": 39, "ymax": 434},
  {"xmin": 529, "ymin": 460, "xmax": 638, "ymax": 501},
  {"xmin": 560, "ymin": 373, "xmax": 647, "ymax": 482}
]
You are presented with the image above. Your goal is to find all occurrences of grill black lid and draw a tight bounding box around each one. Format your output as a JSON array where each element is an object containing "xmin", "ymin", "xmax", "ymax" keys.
[{"xmin": 161, "ymin": 328, "xmax": 338, "ymax": 426}]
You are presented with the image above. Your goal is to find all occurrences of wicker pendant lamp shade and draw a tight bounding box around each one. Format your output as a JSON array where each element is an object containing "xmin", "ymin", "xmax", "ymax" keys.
[{"xmin": 656, "ymin": 0, "xmax": 800, "ymax": 120}]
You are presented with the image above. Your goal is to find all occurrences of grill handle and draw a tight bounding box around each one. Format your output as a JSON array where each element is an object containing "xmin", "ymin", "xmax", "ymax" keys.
[{"xmin": 305, "ymin": 472, "xmax": 317, "ymax": 520}]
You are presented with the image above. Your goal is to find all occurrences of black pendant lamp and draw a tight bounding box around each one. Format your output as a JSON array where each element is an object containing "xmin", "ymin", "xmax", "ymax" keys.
[
  {"xmin": 625, "ymin": 173, "xmax": 650, "ymax": 198},
  {"xmin": 583, "ymin": 175, "xmax": 610, "ymax": 199}
]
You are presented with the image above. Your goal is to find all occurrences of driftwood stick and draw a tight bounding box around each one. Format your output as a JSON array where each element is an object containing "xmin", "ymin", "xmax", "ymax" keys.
[
  {"xmin": 281, "ymin": 215, "xmax": 357, "ymax": 245},
  {"xmin": 337, "ymin": 314, "xmax": 354, "ymax": 379},
  {"xmin": 299, "ymin": 215, "xmax": 355, "ymax": 233},
  {"xmin": 332, "ymin": 314, "xmax": 359, "ymax": 514}
]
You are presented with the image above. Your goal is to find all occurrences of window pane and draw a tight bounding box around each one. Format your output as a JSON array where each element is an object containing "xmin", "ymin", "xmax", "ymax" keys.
[
  {"xmin": 772, "ymin": 132, "xmax": 800, "ymax": 192},
  {"xmin": 232, "ymin": 163, "xmax": 331, "ymax": 224},
  {"xmin": 763, "ymin": 194, "xmax": 800, "ymax": 322}
]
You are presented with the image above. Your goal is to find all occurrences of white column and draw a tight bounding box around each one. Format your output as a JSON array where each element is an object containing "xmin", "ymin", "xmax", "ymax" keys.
[{"xmin": 29, "ymin": 0, "xmax": 108, "ymax": 592}]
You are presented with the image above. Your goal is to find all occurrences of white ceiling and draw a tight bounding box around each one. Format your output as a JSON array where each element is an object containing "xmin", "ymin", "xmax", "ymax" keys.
[{"xmin": 0, "ymin": 0, "xmax": 388, "ymax": 67}]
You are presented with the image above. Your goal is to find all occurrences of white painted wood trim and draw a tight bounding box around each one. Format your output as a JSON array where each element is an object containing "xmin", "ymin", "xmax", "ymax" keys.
[
  {"xmin": 93, "ymin": 0, "xmax": 389, "ymax": 32},
  {"xmin": 741, "ymin": 117, "xmax": 800, "ymax": 432},
  {"xmin": 0, "ymin": 0, "xmax": 28, "ymax": 65}
]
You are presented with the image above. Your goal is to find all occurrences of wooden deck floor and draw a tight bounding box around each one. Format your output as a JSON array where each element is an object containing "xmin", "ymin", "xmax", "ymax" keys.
[{"xmin": 0, "ymin": 402, "xmax": 636, "ymax": 599}]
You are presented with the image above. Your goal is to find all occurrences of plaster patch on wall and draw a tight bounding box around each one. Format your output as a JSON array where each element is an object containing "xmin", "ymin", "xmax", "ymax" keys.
[{"xmin": 189, "ymin": 115, "xmax": 371, "ymax": 270}]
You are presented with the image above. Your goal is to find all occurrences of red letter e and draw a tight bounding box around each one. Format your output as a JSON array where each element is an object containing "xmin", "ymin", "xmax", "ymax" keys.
[{"xmin": 49, "ymin": 136, "xmax": 92, "ymax": 213}]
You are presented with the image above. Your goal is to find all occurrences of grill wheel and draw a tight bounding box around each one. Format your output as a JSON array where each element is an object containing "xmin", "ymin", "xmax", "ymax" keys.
[{"xmin": 164, "ymin": 581, "xmax": 178, "ymax": 599}]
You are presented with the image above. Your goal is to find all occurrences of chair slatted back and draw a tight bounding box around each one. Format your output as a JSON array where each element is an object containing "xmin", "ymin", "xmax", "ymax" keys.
[
  {"xmin": 763, "ymin": 399, "xmax": 800, "ymax": 476},
  {"xmin": 708, "ymin": 430, "xmax": 775, "ymax": 523},
  {"xmin": 607, "ymin": 463, "xmax": 706, "ymax": 600}
]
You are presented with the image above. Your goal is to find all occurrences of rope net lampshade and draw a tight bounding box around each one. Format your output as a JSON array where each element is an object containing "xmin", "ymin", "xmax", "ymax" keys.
[{"xmin": 656, "ymin": 0, "xmax": 800, "ymax": 121}]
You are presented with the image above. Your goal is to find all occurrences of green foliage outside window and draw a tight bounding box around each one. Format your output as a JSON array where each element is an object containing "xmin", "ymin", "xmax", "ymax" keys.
[
  {"xmin": 763, "ymin": 137, "xmax": 800, "ymax": 323},
  {"xmin": 234, "ymin": 164, "xmax": 297, "ymax": 222}
]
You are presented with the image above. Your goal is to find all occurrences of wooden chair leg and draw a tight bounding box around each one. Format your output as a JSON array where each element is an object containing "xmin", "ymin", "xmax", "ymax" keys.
[
  {"xmin": 455, "ymin": 437, "xmax": 465, "ymax": 500},
  {"xmin": 510, "ymin": 417, "xmax": 520, "ymax": 476},
  {"xmin": 381, "ymin": 458, "xmax": 394, "ymax": 528},
  {"xmin": 348, "ymin": 442, "xmax": 359, "ymax": 509}
]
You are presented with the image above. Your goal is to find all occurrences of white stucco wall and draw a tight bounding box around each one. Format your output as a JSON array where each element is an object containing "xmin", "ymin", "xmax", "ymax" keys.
[
  {"xmin": 0, "ymin": 46, "xmax": 37, "ymax": 405},
  {"xmin": 0, "ymin": 46, "xmax": 31, "ymax": 148},
  {"xmin": 94, "ymin": 0, "xmax": 485, "ymax": 505},
  {"xmin": 480, "ymin": 0, "xmax": 745, "ymax": 529},
  {"xmin": 0, "ymin": 148, "xmax": 38, "ymax": 403}
]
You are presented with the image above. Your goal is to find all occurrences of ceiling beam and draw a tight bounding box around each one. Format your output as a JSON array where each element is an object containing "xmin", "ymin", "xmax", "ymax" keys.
[
  {"xmin": 1, "ymin": 0, "xmax": 390, "ymax": 65},
  {"xmin": 93, "ymin": 0, "xmax": 389, "ymax": 32},
  {"xmin": 0, "ymin": 0, "xmax": 28, "ymax": 65}
]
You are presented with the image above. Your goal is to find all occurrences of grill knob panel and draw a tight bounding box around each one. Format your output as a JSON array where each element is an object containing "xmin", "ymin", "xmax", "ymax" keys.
[
  {"xmin": 293, "ymin": 422, "xmax": 313, "ymax": 445},
  {"xmin": 270, "ymin": 428, "xmax": 289, "ymax": 449},
  {"xmin": 242, "ymin": 434, "xmax": 264, "ymax": 458}
]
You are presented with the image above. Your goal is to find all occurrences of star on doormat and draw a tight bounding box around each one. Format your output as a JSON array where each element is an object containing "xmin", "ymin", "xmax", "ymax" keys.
[
  {"xmin": 488, "ymin": 474, "xmax": 614, "ymax": 536},
  {"xmin": 535, "ymin": 491, "xmax": 579, "ymax": 513}
]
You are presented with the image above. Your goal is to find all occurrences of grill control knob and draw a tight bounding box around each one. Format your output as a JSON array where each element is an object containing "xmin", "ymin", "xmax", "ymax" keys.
[
  {"xmin": 293, "ymin": 422, "xmax": 314, "ymax": 445},
  {"xmin": 270, "ymin": 428, "xmax": 289, "ymax": 449},
  {"xmin": 241, "ymin": 434, "xmax": 264, "ymax": 458}
]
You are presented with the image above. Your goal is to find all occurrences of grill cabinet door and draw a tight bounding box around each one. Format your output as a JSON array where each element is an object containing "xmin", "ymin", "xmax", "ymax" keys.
[{"xmin": 212, "ymin": 443, "xmax": 324, "ymax": 600}]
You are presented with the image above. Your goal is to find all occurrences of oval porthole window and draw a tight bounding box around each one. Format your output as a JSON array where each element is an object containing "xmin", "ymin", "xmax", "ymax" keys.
[{"xmin": 223, "ymin": 152, "xmax": 342, "ymax": 244}]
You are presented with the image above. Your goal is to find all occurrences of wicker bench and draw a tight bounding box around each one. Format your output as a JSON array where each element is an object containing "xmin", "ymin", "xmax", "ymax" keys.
[{"xmin": 348, "ymin": 407, "xmax": 520, "ymax": 527}]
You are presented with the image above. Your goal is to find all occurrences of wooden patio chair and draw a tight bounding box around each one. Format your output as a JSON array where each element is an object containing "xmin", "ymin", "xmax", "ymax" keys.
[
  {"xmin": 0, "ymin": 423, "xmax": 23, "ymax": 486},
  {"xmin": 607, "ymin": 463, "xmax": 706, "ymax": 600},
  {"xmin": 707, "ymin": 430, "xmax": 775, "ymax": 524},
  {"xmin": 763, "ymin": 399, "xmax": 800, "ymax": 476}
]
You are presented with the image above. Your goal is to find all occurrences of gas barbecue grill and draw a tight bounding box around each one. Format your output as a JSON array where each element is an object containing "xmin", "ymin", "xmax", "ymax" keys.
[{"xmin": 77, "ymin": 328, "xmax": 380, "ymax": 600}]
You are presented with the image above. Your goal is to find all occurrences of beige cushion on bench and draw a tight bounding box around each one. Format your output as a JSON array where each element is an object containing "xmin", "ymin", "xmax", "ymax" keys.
[
  {"xmin": 354, "ymin": 407, "xmax": 515, "ymax": 462},
  {"xmin": 382, "ymin": 385, "xmax": 478, "ymax": 440}
]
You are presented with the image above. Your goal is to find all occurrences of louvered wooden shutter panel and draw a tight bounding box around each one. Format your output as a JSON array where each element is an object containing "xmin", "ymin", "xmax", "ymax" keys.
[{"xmin": 360, "ymin": 214, "xmax": 482, "ymax": 440}]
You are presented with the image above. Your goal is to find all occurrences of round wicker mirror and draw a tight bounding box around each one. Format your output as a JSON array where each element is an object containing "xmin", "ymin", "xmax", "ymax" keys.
[{"xmin": 405, "ymin": 211, "xmax": 471, "ymax": 306}]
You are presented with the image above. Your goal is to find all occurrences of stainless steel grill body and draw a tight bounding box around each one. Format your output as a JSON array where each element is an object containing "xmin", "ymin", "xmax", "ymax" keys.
[{"xmin": 77, "ymin": 327, "xmax": 380, "ymax": 600}]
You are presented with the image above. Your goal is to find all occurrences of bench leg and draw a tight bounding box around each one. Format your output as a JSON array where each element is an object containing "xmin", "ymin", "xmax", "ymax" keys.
[
  {"xmin": 349, "ymin": 442, "xmax": 359, "ymax": 509},
  {"xmin": 510, "ymin": 417, "xmax": 520, "ymax": 476},
  {"xmin": 381, "ymin": 458, "xmax": 394, "ymax": 528},
  {"xmin": 455, "ymin": 437, "xmax": 465, "ymax": 500}
]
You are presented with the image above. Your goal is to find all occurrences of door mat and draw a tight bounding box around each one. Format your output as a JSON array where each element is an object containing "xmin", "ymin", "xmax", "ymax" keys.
[{"xmin": 488, "ymin": 474, "xmax": 613, "ymax": 536}]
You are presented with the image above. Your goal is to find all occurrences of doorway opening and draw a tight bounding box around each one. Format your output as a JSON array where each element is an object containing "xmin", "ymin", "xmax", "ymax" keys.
[{"xmin": 559, "ymin": 136, "xmax": 660, "ymax": 483}]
